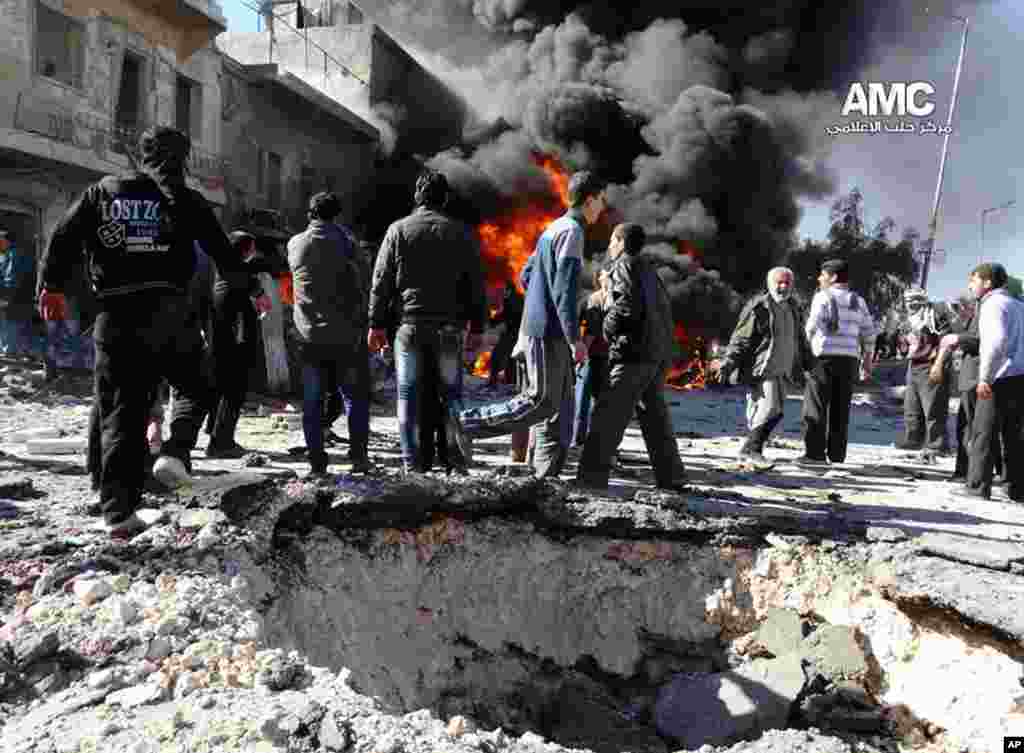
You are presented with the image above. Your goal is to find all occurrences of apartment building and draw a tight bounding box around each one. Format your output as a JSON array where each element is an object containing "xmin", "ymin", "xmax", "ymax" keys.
[{"xmin": 0, "ymin": 0, "xmax": 229, "ymax": 259}]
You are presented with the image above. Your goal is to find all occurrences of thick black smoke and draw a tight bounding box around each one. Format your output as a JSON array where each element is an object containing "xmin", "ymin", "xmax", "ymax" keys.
[{"xmin": 353, "ymin": 0, "xmax": 990, "ymax": 335}]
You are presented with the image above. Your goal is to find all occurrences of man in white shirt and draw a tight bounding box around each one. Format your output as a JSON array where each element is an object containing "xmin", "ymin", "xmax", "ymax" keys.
[
  {"xmin": 954, "ymin": 262, "xmax": 1024, "ymax": 501},
  {"xmin": 799, "ymin": 259, "xmax": 878, "ymax": 465}
]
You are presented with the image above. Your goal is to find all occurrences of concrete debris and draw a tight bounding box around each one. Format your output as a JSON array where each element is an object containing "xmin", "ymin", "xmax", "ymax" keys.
[
  {"xmin": 654, "ymin": 654, "xmax": 807, "ymax": 748},
  {"xmin": 1, "ymin": 380, "xmax": 1022, "ymax": 753},
  {"xmin": 73, "ymin": 577, "xmax": 113, "ymax": 606}
]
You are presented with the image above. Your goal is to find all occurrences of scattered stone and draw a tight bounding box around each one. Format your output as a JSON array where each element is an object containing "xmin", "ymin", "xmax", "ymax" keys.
[
  {"xmin": 179, "ymin": 509, "xmax": 225, "ymax": 530},
  {"xmin": 86, "ymin": 667, "xmax": 123, "ymax": 690},
  {"xmin": 654, "ymin": 654, "xmax": 807, "ymax": 748},
  {"xmin": 258, "ymin": 656, "xmax": 304, "ymax": 692},
  {"xmin": 447, "ymin": 715, "xmax": 467, "ymax": 738},
  {"xmin": 802, "ymin": 625, "xmax": 871, "ymax": 684},
  {"xmin": 73, "ymin": 578, "xmax": 113, "ymax": 606},
  {"xmin": 13, "ymin": 629, "xmax": 60, "ymax": 668},
  {"xmin": 107, "ymin": 681, "xmax": 167, "ymax": 708},
  {"xmin": 754, "ymin": 607, "xmax": 804, "ymax": 657},
  {"xmin": 146, "ymin": 637, "xmax": 172, "ymax": 661},
  {"xmin": 107, "ymin": 597, "xmax": 137, "ymax": 625},
  {"xmin": 866, "ymin": 526, "xmax": 908, "ymax": 543},
  {"xmin": 319, "ymin": 710, "xmax": 355, "ymax": 751}
]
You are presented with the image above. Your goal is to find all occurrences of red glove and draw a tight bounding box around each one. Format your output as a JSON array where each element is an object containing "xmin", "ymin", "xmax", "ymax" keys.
[
  {"xmin": 38, "ymin": 290, "xmax": 67, "ymax": 321},
  {"xmin": 253, "ymin": 293, "xmax": 272, "ymax": 316},
  {"xmin": 277, "ymin": 274, "xmax": 294, "ymax": 306}
]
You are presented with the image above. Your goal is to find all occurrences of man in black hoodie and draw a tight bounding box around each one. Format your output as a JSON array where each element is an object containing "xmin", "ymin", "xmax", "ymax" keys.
[
  {"xmin": 575, "ymin": 223, "xmax": 688, "ymax": 491},
  {"xmin": 37, "ymin": 126, "xmax": 250, "ymax": 537}
]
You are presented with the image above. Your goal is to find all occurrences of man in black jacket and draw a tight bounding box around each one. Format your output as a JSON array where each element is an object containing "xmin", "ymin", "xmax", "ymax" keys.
[
  {"xmin": 575, "ymin": 223, "xmax": 688, "ymax": 491},
  {"xmin": 205, "ymin": 231, "xmax": 276, "ymax": 457},
  {"xmin": 367, "ymin": 170, "xmax": 486, "ymax": 473},
  {"xmin": 941, "ymin": 278, "xmax": 1004, "ymax": 482},
  {"xmin": 37, "ymin": 126, "xmax": 250, "ymax": 536}
]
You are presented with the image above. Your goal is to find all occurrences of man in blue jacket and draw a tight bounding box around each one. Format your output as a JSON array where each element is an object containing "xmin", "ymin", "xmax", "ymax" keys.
[{"xmin": 458, "ymin": 171, "xmax": 606, "ymax": 479}]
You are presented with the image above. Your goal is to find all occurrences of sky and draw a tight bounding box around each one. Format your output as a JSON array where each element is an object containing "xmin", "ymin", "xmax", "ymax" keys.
[{"xmin": 217, "ymin": 0, "xmax": 1021, "ymax": 304}]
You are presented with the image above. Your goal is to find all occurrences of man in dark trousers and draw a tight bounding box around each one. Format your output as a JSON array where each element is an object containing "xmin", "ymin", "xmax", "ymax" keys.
[
  {"xmin": 800, "ymin": 259, "xmax": 878, "ymax": 465},
  {"xmin": 37, "ymin": 126, "xmax": 251, "ymax": 537},
  {"xmin": 205, "ymin": 231, "xmax": 277, "ymax": 457},
  {"xmin": 896, "ymin": 287, "xmax": 952, "ymax": 453},
  {"xmin": 941, "ymin": 291, "xmax": 1003, "ymax": 481},
  {"xmin": 710, "ymin": 266, "xmax": 814, "ymax": 466},
  {"xmin": 458, "ymin": 171, "xmax": 603, "ymax": 478},
  {"xmin": 951, "ymin": 263, "xmax": 1024, "ymax": 501},
  {"xmin": 367, "ymin": 170, "xmax": 486, "ymax": 474},
  {"xmin": 288, "ymin": 192, "xmax": 372, "ymax": 476},
  {"xmin": 575, "ymin": 223, "xmax": 688, "ymax": 491}
]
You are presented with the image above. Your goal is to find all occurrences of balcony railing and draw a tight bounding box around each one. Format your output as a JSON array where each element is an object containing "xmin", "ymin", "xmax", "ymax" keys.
[{"xmin": 13, "ymin": 91, "xmax": 228, "ymax": 185}]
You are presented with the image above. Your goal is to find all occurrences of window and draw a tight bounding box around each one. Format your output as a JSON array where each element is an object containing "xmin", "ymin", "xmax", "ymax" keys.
[
  {"xmin": 175, "ymin": 75, "xmax": 203, "ymax": 143},
  {"xmin": 266, "ymin": 151, "xmax": 282, "ymax": 209},
  {"xmin": 35, "ymin": 2, "xmax": 85, "ymax": 89},
  {"xmin": 115, "ymin": 52, "xmax": 145, "ymax": 144},
  {"xmin": 256, "ymin": 147, "xmax": 265, "ymax": 193}
]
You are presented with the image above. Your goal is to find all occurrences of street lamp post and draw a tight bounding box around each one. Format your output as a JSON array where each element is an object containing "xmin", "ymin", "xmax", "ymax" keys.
[
  {"xmin": 980, "ymin": 199, "xmax": 1016, "ymax": 263},
  {"xmin": 920, "ymin": 13, "xmax": 969, "ymax": 292}
]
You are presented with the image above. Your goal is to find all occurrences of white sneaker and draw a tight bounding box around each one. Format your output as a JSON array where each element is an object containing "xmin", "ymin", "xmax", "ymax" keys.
[{"xmin": 152, "ymin": 456, "xmax": 192, "ymax": 489}]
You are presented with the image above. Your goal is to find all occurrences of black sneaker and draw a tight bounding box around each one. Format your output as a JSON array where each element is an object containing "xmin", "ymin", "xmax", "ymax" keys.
[
  {"xmin": 205, "ymin": 442, "xmax": 249, "ymax": 459},
  {"xmin": 349, "ymin": 456, "xmax": 374, "ymax": 474},
  {"xmin": 793, "ymin": 455, "xmax": 829, "ymax": 467}
]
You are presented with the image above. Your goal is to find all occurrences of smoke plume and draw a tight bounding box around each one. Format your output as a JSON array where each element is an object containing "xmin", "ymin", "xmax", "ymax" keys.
[{"xmin": 351, "ymin": 0, "xmax": 992, "ymax": 335}]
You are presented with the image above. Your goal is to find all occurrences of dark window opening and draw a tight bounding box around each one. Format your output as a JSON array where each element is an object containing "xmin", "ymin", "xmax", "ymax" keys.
[{"xmin": 36, "ymin": 2, "xmax": 84, "ymax": 89}]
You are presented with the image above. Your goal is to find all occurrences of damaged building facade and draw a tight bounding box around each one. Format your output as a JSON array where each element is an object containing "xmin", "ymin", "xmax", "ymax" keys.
[
  {"xmin": 217, "ymin": 0, "xmax": 468, "ymax": 239},
  {"xmin": 0, "ymin": 0, "xmax": 229, "ymax": 261}
]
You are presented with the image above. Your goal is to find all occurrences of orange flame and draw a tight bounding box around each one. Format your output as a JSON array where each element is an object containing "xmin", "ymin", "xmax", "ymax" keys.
[
  {"xmin": 471, "ymin": 350, "xmax": 492, "ymax": 378},
  {"xmin": 477, "ymin": 156, "xmax": 569, "ymax": 293},
  {"xmin": 666, "ymin": 325, "xmax": 707, "ymax": 391}
]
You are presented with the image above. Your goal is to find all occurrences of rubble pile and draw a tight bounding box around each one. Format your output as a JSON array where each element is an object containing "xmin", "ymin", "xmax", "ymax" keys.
[{"xmin": 1, "ymin": 360, "xmax": 1022, "ymax": 753}]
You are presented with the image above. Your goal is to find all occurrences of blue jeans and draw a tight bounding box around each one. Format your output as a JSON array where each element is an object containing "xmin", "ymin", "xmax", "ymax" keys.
[
  {"xmin": 572, "ymin": 355, "xmax": 608, "ymax": 447},
  {"xmin": 394, "ymin": 323, "xmax": 465, "ymax": 469},
  {"xmin": 45, "ymin": 300, "xmax": 88, "ymax": 369},
  {"xmin": 0, "ymin": 311, "xmax": 33, "ymax": 355},
  {"xmin": 300, "ymin": 342, "xmax": 371, "ymax": 471}
]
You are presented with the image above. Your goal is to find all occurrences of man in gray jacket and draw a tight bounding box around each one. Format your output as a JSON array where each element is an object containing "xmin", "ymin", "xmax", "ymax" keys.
[
  {"xmin": 575, "ymin": 223, "xmax": 688, "ymax": 491},
  {"xmin": 288, "ymin": 192, "xmax": 371, "ymax": 475},
  {"xmin": 710, "ymin": 267, "xmax": 813, "ymax": 465}
]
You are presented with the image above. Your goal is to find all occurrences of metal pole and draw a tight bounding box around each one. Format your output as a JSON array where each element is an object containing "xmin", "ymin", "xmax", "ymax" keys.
[
  {"xmin": 980, "ymin": 199, "xmax": 1016, "ymax": 263},
  {"xmin": 981, "ymin": 208, "xmax": 985, "ymax": 265},
  {"xmin": 921, "ymin": 15, "xmax": 969, "ymax": 291}
]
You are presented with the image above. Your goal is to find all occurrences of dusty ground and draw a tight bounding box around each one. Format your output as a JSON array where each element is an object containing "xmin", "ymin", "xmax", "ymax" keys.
[{"xmin": 1, "ymin": 354, "xmax": 1022, "ymax": 753}]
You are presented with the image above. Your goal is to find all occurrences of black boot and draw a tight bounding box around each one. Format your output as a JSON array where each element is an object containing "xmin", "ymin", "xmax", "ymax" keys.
[
  {"xmin": 207, "ymin": 401, "xmax": 246, "ymax": 458},
  {"xmin": 739, "ymin": 416, "xmax": 781, "ymax": 465}
]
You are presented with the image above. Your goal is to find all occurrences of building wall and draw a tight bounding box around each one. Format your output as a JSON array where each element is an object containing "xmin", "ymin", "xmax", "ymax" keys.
[
  {"xmin": 216, "ymin": 23, "xmax": 466, "ymax": 157},
  {"xmin": 219, "ymin": 59, "xmax": 377, "ymax": 235},
  {"xmin": 0, "ymin": 0, "xmax": 227, "ymax": 260}
]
